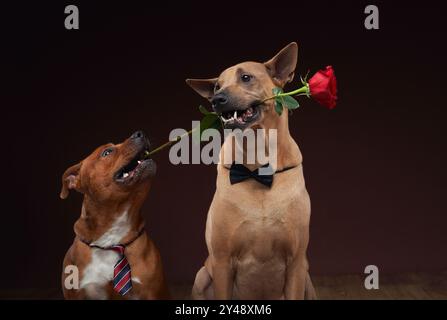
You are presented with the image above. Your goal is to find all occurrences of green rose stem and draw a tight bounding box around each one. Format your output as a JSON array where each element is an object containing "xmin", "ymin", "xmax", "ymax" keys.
[
  {"xmin": 146, "ymin": 128, "xmax": 195, "ymax": 157},
  {"xmin": 145, "ymin": 84, "xmax": 310, "ymax": 157},
  {"xmin": 261, "ymin": 84, "xmax": 310, "ymax": 104}
]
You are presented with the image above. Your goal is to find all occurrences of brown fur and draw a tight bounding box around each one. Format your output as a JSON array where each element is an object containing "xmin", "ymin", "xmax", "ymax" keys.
[{"xmin": 60, "ymin": 132, "xmax": 168, "ymax": 299}]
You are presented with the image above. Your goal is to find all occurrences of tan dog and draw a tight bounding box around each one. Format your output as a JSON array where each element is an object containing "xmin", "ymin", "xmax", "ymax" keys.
[
  {"xmin": 186, "ymin": 43, "xmax": 317, "ymax": 299},
  {"xmin": 60, "ymin": 131, "xmax": 168, "ymax": 299}
]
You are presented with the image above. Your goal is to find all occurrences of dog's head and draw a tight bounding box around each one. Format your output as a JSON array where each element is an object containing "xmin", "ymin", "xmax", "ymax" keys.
[
  {"xmin": 60, "ymin": 131, "xmax": 156, "ymax": 202},
  {"xmin": 186, "ymin": 42, "xmax": 298, "ymax": 130}
]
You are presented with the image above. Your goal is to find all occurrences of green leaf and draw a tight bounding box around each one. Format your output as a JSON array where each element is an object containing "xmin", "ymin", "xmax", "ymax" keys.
[
  {"xmin": 192, "ymin": 114, "xmax": 221, "ymax": 144},
  {"xmin": 200, "ymin": 114, "xmax": 220, "ymax": 132},
  {"xmin": 273, "ymin": 88, "xmax": 285, "ymax": 115},
  {"xmin": 209, "ymin": 116, "xmax": 222, "ymax": 130},
  {"xmin": 282, "ymin": 95, "xmax": 299, "ymax": 109},
  {"xmin": 198, "ymin": 105, "xmax": 212, "ymax": 115},
  {"xmin": 274, "ymin": 98, "xmax": 283, "ymax": 116},
  {"xmin": 272, "ymin": 87, "xmax": 283, "ymax": 96}
]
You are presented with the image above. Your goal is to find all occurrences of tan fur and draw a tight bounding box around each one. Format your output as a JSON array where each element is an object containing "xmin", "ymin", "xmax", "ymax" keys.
[{"xmin": 187, "ymin": 43, "xmax": 317, "ymax": 300}]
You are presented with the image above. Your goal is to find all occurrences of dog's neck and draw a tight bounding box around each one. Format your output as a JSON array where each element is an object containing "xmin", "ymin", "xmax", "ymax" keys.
[
  {"xmin": 74, "ymin": 195, "xmax": 145, "ymax": 246},
  {"xmin": 221, "ymin": 106, "xmax": 302, "ymax": 172}
]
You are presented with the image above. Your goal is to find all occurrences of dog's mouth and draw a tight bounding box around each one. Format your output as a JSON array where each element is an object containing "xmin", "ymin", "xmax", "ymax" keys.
[
  {"xmin": 219, "ymin": 102, "xmax": 261, "ymax": 129},
  {"xmin": 114, "ymin": 147, "xmax": 155, "ymax": 185}
]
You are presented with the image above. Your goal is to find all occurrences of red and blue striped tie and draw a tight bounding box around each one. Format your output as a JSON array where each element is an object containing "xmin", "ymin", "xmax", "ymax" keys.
[{"xmin": 111, "ymin": 245, "xmax": 132, "ymax": 296}]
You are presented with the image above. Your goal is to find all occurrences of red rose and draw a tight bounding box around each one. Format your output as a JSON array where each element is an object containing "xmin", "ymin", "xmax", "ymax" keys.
[{"xmin": 308, "ymin": 66, "xmax": 337, "ymax": 109}]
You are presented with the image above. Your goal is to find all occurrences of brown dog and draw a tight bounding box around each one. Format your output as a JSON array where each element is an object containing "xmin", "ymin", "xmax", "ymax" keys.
[
  {"xmin": 60, "ymin": 131, "xmax": 168, "ymax": 299},
  {"xmin": 186, "ymin": 42, "xmax": 317, "ymax": 299}
]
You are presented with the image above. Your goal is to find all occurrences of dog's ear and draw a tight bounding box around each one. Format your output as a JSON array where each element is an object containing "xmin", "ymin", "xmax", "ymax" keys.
[
  {"xmin": 185, "ymin": 78, "xmax": 218, "ymax": 100},
  {"xmin": 60, "ymin": 162, "xmax": 82, "ymax": 199},
  {"xmin": 264, "ymin": 42, "xmax": 298, "ymax": 87}
]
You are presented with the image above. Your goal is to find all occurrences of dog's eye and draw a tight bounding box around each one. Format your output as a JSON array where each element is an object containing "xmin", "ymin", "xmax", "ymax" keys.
[
  {"xmin": 241, "ymin": 74, "xmax": 252, "ymax": 82},
  {"xmin": 214, "ymin": 84, "xmax": 220, "ymax": 92},
  {"xmin": 101, "ymin": 148, "xmax": 113, "ymax": 157}
]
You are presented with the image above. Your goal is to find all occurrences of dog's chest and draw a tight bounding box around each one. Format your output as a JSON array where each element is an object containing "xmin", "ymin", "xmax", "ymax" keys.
[
  {"xmin": 213, "ymin": 170, "xmax": 309, "ymax": 259},
  {"xmin": 79, "ymin": 211, "xmax": 131, "ymax": 295},
  {"xmin": 80, "ymin": 249, "xmax": 119, "ymax": 288},
  {"xmin": 233, "ymin": 212, "xmax": 295, "ymax": 261}
]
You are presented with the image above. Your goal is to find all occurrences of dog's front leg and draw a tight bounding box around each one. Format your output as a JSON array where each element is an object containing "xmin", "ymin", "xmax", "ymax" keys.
[
  {"xmin": 284, "ymin": 256, "xmax": 307, "ymax": 300},
  {"xmin": 211, "ymin": 258, "xmax": 234, "ymax": 300}
]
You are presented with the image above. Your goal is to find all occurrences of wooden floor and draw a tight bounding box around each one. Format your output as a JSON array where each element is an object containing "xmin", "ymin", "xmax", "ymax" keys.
[
  {"xmin": 313, "ymin": 272, "xmax": 447, "ymax": 300},
  {"xmin": 1, "ymin": 272, "xmax": 446, "ymax": 300}
]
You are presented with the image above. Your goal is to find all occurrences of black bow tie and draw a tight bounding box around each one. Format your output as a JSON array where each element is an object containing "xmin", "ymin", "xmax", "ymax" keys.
[{"xmin": 229, "ymin": 163, "xmax": 274, "ymax": 188}]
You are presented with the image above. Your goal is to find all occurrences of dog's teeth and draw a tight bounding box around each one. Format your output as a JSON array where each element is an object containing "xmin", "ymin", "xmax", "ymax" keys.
[
  {"xmin": 123, "ymin": 173, "xmax": 129, "ymax": 178},
  {"xmin": 234, "ymin": 111, "xmax": 237, "ymax": 119},
  {"xmin": 221, "ymin": 115, "xmax": 236, "ymax": 123},
  {"xmin": 137, "ymin": 160, "xmax": 141, "ymax": 164}
]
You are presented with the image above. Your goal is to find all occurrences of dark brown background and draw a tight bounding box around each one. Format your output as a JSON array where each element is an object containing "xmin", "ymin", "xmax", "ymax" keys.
[{"xmin": 2, "ymin": 0, "xmax": 446, "ymax": 293}]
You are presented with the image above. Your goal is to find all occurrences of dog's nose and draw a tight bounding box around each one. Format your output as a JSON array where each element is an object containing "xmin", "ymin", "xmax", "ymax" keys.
[
  {"xmin": 131, "ymin": 131, "xmax": 146, "ymax": 140},
  {"xmin": 211, "ymin": 93, "xmax": 228, "ymax": 109}
]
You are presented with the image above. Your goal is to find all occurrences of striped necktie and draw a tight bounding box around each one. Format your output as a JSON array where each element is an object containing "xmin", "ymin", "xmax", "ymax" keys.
[{"xmin": 110, "ymin": 245, "xmax": 132, "ymax": 296}]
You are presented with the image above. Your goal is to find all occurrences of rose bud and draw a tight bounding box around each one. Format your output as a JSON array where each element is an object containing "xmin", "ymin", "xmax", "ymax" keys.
[{"xmin": 308, "ymin": 66, "xmax": 337, "ymax": 109}]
